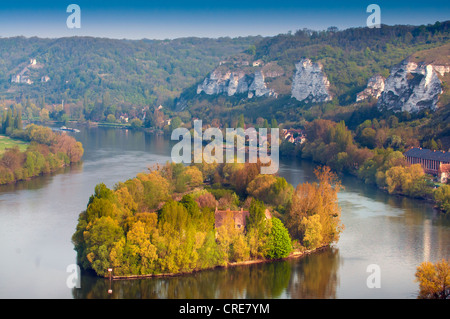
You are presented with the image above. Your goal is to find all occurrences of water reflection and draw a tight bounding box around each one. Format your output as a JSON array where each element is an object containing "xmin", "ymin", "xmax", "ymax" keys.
[
  {"xmin": 1, "ymin": 126, "xmax": 448, "ymax": 299},
  {"xmin": 286, "ymin": 248, "xmax": 340, "ymax": 299},
  {"xmin": 72, "ymin": 247, "xmax": 341, "ymax": 299}
]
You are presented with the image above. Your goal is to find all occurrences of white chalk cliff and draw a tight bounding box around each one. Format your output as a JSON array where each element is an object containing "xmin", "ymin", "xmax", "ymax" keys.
[
  {"xmin": 196, "ymin": 68, "xmax": 277, "ymax": 98},
  {"xmin": 291, "ymin": 59, "xmax": 332, "ymax": 103},
  {"xmin": 377, "ymin": 60, "xmax": 444, "ymax": 113},
  {"xmin": 356, "ymin": 75, "xmax": 385, "ymax": 102}
]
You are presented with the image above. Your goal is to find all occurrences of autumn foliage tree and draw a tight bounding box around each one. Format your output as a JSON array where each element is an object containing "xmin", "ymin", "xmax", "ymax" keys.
[
  {"xmin": 285, "ymin": 166, "xmax": 343, "ymax": 250},
  {"xmin": 0, "ymin": 124, "xmax": 84, "ymax": 184},
  {"xmin": 415, "ymin": 259, "xmax": 450, "ymax": 299}
]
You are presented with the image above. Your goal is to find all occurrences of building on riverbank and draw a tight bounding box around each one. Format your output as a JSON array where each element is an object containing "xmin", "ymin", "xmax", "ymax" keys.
[
  {"xmin": 404, "ymin": 147, "xmax": 450, "ymax": 181},
  {"xmin": 439, "ymin": 164, "xmax": 450, "ymax": 183}
]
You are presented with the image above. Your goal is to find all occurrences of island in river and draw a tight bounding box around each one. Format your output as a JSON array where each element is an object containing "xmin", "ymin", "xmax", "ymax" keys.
[{"xmin": 72, "ymin": 160, "xmax": 343, "ymax": 278}]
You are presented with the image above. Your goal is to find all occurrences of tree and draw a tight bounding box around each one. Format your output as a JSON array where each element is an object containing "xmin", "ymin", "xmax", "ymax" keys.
[
  {"xmin": 415, "ymin": 259, "xmax": 450, "ymax": 299},
  {"xmin": 126, "ymin": 221, "xmax": 158, "ymax": 274},
  {"xmin": 266, "ymin": 218, "xmax": 292, "ymax": 259},
  {"xmin": 434, "ymin": 185, "xmax": 450, "ymax": 214},
  {"xmin": 246, "ymin": 199, "xmax": 266, "ymax": 231},
  {"xmin": 14, "ymin": 112, "xmax": 23, "ymax": 130},
  {"xmin": 39, "ymin": 108, "xmax": 50, "ymax": 122},
  {"xmin": 384, "ymin": 164, "xmax": 426, "ymax": 196},
  {"xmin": 285, "ymin": 166, "xmax": 343, "ymax": 249},
  {"xmin": 246, "ymin": 174, "xmax": 277, "ymax": 200},
  {"xmin": 246, "ymin": 199, "xmax": 270, "ymax": 259},
  {"xmin": 271, "ymin": 118, "xmax": 278, "ymax": 129},
  {"xmin": 130, "ymin": 118, "xmax": 143, "ymax": 128},
  {"xmin": 170, "ymin": 117, "xmax": 182, "ymax": 130},
  {"xmin": 106, "ymin": 114, "xmax": 116, "ymax": 123},
  {"xmin": 246, "ymin": 44, "xmax": 256, "ymax": 55},
  {"xmin": 237, "ymin": 114, "xmax": 245, "ymax": 129},
  {"xmin": 83, "ymin": 216, "xmax": 125, "ymax": 277},
  {"xmin": 359, "ymin": 127, "xmax": 376, "ymax": 149},
  {"xmin": 301, "ymin": 214, "xmax": 323, "ymax": 250},
  {"xmin": 183, "ymin": 166, "xmax": 203, "ymax": 188}
]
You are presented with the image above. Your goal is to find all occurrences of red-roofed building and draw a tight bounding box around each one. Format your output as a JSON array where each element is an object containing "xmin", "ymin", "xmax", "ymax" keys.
[{"xmin": 404, "ymin": 147, "xmax": 450, "ymax": 176}]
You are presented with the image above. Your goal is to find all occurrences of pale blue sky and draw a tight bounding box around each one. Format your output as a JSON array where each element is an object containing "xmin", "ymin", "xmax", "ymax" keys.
[{"xmin": 0, "ymin": 1, "xmax": 448, "ymax": 39}]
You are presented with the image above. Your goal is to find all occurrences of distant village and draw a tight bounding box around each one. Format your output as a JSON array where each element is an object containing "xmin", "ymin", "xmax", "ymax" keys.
[
  {"xmin": 281, "ymin": 128, "xmax": 306, "ymax": 145},
  {"xmin": 10, "ymin": 58, "xmax": 50, "ymax": 85}
]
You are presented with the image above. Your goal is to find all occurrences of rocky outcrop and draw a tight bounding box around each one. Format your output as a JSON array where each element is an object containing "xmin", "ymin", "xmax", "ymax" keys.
[
  {"xmin": 377, "ymin": 60, "xmax": 443, "ymax": 113},
  {"xmin": 356, "ymin": 75, "xmax": 385, "ymax": 102},
  {"xmin": 433, "ymin": 65, "xmax": 450, "ymax": 77},
  {"xmin": 196, "ymin": 68, "xmax": 277, "ymax": 98},
  {"xmin": 291, "ymin": 59, "xmax": 331, "ymax": 103}
]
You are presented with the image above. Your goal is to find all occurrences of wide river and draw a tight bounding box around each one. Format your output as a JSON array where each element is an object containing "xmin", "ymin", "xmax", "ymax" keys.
[{"xmin": 0, "ymin": 126, "xmax": 448, "ymax": 299}]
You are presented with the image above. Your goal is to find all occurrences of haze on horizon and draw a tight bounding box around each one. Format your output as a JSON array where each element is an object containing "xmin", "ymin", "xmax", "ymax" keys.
[{"xmin": 0, "ymin": 0, "xmax": 449, "ymax": 40}]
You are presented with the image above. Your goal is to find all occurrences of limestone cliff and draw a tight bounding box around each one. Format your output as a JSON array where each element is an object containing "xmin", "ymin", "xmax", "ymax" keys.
[
  {"xmin": 377, "ymin": 60, "xmax": 445, "ymax": 113},
  {"xmin": 291, "ymin": 59, "xmax": 332, "ymax": 103},
  {"xmin": 196, "ymin": 65, "xmax": 277, "ymax": 98},
  {"xmin": 356, "ymin": 75, "xmax": 385, "ymax": 102}
]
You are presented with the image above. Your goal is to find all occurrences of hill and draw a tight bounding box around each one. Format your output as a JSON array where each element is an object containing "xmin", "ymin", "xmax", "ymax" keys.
[
  {"xmin": 177, "ymin": 21, "xmax": 450, "ymax": 130},
  {"xmin": 0, "ymin": 36, "xmax": 260, "ymax": 110}
]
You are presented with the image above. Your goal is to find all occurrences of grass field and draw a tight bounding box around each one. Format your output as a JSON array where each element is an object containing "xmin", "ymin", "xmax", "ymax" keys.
[{"xmin": 0, "ymin": 135, "xmax": 29, "ymax": 155}]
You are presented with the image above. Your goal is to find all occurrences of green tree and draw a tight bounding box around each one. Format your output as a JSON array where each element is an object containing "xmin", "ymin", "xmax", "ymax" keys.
[
  {"xmin": 301, "ymin": 214, "xmax": 323, "ymax": 250},
  {"xmin": 271, "ymin": 118, "xmax": 278, "ymax": 129},
  {"xmin": 106, "ymin": 114, "xmax": 116, "ymax": 123},
  {"xmin": 237, "ymin": 114, "xmax": 245, "ymax": 129},
  {"xmin": 266, "ymin": 218, "xmax": 292, "ymax": 259},
  {"xmin": 83, "ymin": 216, "xmax": 125, "ymax": 277},
  {"xmin": 170, "ymin": 117, "xmax": 182, "ymax": 130},
  {"xmin": 39, "ymin": 108, "xmax": 50, "ymax": 122},
  {"xmin": 130, "ymin": 118, "xmax": 143, "ymax": 128},
  {"xmin": 434, "ymin": 185, "xmax": 450, "ymax": 214}
]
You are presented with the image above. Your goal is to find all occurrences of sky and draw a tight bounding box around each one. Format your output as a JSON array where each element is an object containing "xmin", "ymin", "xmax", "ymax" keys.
[{"xmin": 0, "ymin": 0, "xmax": 448, "ymax": 39}]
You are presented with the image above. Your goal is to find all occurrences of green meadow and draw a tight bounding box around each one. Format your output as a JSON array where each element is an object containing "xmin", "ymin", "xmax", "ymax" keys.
[{"xmin": 0, "ymin": 135, "xmax": 29, "ymax": 155}]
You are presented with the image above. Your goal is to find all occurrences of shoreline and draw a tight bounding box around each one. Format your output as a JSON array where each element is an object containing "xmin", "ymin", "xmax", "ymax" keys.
[
  {"xmin": 108, "ymin": 246, "xmax": 329, "ymax": 281},
  {"xmin": 281, "ymin": 154, "xmax": 446, "ymax": 214}
]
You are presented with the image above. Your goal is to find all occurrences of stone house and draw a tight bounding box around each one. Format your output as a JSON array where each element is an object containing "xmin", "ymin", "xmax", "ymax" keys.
[{"xmin": 214, "ymin": 207, "xmax": 272, "ymax": 230}]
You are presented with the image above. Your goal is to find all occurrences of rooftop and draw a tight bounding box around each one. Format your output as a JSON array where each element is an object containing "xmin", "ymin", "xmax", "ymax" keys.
[{"xmin": 404, "ymin": 147, "xmax": 450, "ymax": 162}]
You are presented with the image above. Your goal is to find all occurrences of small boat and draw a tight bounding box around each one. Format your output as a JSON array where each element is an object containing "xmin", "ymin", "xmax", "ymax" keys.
[{"xmin": 60, "ymin": 126, "xmax": 80, "ymax": 133}]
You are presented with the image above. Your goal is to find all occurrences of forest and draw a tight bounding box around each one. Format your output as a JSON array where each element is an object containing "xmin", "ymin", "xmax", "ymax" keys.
[
  {"xmin": 72, "ymin": 161, "xmax": 343, "ymax": 277},
  {"xmin": 0, "ymin": 36, "xmax": 259, "ymax": 113}
]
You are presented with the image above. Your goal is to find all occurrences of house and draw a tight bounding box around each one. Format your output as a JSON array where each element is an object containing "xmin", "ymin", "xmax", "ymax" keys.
[
  {"xmin": 214, "ymin": 207, "xmax": 272, "ymax": 230},
  {"xmin": 119, "ymin": 114, "xmax": 129, "ymax": 123},
  {"xmin": 404, "ymin": 147, "xmax": 450, "ymax": 178},
  {"xmin": 252, "ymin": 59, "xmax": 263, "ymax": 67},
  {"xmin": 282, "ymin": 129, "xmax": 306, "ymax": 145},
  {"xmin": 438, "ymin": 164, "xmax": 450, "ymax": 184},
  {"xmin": 11, "ymin": 74, "xmax": 21, "ymax": 83},
  {"xmin": 41, "ymin": 75, "xmax": 50, "ymax": 82}
]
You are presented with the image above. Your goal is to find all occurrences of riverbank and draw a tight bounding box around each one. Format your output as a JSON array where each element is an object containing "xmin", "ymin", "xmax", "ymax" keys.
[
  {"xmin": 0, "ymin": 124, "xmax": 84, "ymax": 185},
  {"xmin": 282, "ymin": 151, "xmax": 448, "ymax": 215},
  {"xmin": 108, "ymin": 246, "xmax": 328, "ymax": 281}
]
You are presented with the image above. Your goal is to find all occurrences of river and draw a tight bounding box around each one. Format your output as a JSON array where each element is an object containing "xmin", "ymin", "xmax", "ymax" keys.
[{"xmin": 0, "ymin": 126, "xmax": 448, "ymax": 299}]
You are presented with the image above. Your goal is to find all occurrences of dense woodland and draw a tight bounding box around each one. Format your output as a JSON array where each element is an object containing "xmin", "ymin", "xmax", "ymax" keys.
[
  {"xmin": 72, "ymin": 162, "xmax": 343, "ymax": 277},
  {"xmin": 0, "ymin": 36, "xmax": 259, "ymax": 114}
]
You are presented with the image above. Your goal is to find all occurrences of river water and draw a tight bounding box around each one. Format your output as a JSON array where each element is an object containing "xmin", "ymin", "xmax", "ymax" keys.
[{"xmin": 0, "ymin": 126, "xmax": 448, "ymax": 299}]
